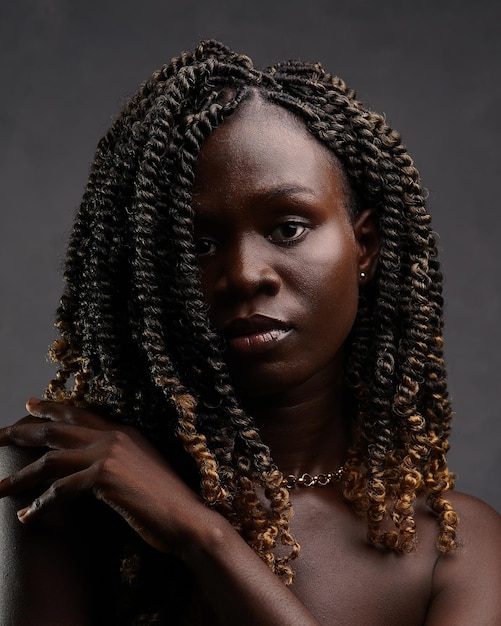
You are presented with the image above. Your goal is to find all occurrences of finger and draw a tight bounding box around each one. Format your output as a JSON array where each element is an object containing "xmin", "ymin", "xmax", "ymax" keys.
[
  {"xmin": 16, "ymin": 468, "xmax": 95, "ymax": 523},
  {"xmin": 0, "ymin": 415, "xmax": 51, "ymax": 446},
  {"xmin": 0, "ymin": 448, "xmax": 92, "ymax": 498},
  {"xmin": 26, "ymin": 398, "xmax": 112, "ymax": 431},
  {"xmin": 0, "ymin": 420, "xmax": 98, "ymax": 449}
]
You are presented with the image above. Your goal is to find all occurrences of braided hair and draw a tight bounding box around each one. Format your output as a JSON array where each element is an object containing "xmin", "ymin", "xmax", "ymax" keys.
[{"xmin": 44, "ymin": 39, "xmax": 458, "ymax": 623}]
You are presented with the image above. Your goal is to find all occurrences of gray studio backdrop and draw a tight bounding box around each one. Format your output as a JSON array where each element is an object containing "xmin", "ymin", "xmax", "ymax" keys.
[{"xmin": 1, "ymin": 0, "xmax": 500, "ymax": 513}]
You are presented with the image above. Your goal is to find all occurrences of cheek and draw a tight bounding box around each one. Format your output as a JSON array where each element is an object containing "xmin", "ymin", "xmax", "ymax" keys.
[
  {"xmin": 293, "ymin": 241, "xmax": 360, "ymax": 367},
  {"xmin": 294, "ymin": 229, "xmax": 359, "ymax": 311}
]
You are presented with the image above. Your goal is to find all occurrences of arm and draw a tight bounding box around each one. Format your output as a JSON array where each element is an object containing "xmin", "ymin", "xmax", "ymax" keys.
[
  {"xmin": 182, "ymin": 510, "xmax": 319, "ymax": 625},
  {"xmin": 0, "ymin": 401, "xmax": 321, "ymax": 626},
  {"xmin": 426, "ymin": 492, "xmax": 501, "ymax": 626}
]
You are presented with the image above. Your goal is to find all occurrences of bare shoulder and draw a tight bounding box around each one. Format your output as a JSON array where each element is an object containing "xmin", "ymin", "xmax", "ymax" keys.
[
  {"xmin": 447, "ymin": 489, "xmax": 501, "ymax": 523},
  {"xmin": 445, "ymin": 490, "xmax": 501, "ymax": 552},
  {"xmin": 426, "ymin": 490, "xmax": 501, "ymax": 626}
]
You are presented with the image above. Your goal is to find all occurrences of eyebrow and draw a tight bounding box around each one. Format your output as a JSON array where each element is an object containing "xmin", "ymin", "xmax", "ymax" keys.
[
  {"xmin": 191, "ymin": 184, "xmax": 319, "ymax": 221},
  {"xmin": 192, "ymin": 184, "xmax": 317, "ymax": 212},
  {"xmin": 263, "ymin": 185, "xmax": 317, "ymax": 200}
]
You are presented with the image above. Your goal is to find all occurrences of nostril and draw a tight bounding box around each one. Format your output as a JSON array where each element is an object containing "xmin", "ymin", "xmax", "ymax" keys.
[{"xmin": 215, "ymin": 248, "xmax": 281, "ymax": 299}]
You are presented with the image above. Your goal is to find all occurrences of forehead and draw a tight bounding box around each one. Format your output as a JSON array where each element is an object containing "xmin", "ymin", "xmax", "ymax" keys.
[{"xmin": 192, "ymin": 96, "xmax": 350, "ymax": 202}]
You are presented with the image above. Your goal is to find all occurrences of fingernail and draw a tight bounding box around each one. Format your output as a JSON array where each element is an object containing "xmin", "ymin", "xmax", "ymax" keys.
[
  {"xmin": 26, "ymin": 398, "xmax": 42, "ymax": 413},
  {"xmin": 17, "ymin": 506, "xmax": 30, "ymax": 522}
]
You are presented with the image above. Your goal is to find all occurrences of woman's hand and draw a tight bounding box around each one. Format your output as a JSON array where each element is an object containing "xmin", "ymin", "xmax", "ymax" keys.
[
  {"xmin": 0, "ymin": 398, "xmax": 211, "ymax": 556},
  {"xmin": 0, "ymin": 400, "xmax": 322, "ymax": 625}
]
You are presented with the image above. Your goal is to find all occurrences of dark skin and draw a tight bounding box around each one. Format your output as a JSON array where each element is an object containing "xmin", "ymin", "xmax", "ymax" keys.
[{"xmin": 1, "ymin": 97, "xmax": 501, "ymax": 625}]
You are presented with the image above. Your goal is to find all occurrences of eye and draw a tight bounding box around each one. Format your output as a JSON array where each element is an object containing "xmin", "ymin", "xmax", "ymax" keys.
[
  {"xmin": 194, "ymin": 237, "xmax": 217, "ymax": 256},
  {"xmin": 269, "ymin": 221, "xmax": 308, "ymax": 245}
]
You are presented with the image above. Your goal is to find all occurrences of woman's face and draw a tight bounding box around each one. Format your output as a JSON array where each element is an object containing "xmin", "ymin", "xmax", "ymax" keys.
[{"xmin": 192, "ymin": 97, "xmax": 375, "ymax": 398}]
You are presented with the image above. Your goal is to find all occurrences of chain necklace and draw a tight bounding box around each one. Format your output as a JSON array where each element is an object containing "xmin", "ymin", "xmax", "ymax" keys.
[{"xmin": 283, "ymin": 465, "xmax": 346, "ymax": 489}]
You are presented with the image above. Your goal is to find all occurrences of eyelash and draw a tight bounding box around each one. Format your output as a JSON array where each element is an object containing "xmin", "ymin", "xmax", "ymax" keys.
[
  {"xmin": 268, "ymin": 221, "xmax": 309, "ymax": 246},
  {"xmin": 194, "ymin": 238, "xmax": 217, "ymax": 257},
  {"xmin": 194, "ymin": 220, "xmax": 311, "ymax": 256}
]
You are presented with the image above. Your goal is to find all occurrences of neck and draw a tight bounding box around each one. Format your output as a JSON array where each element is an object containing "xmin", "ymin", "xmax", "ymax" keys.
[{"xmin": 241, "ymin": 365, "xmax": 351, "ymax": 477}]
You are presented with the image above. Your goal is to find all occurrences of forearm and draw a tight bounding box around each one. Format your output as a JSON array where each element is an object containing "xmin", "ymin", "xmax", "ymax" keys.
[
  {"xmin": 1, "ymin": 407, "xmax": 321, "ymax": 623},
  {"xmin": 181, "ymin": 511, "xmax": 321, "ymax": 626}
]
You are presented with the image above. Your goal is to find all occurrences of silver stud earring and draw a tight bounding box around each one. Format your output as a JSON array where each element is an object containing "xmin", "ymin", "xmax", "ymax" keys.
[{"xmin": 360, "ymin": 271, "xmax": 366, "ymax": 280}]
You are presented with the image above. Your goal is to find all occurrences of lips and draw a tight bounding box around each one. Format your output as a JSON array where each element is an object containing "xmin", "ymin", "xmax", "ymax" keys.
[{"xmin": 221, "ymin": 314, "xmax": 293, "ymax": 353}]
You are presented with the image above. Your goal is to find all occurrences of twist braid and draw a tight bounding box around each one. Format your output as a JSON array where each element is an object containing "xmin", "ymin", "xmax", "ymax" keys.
[{"xmin": 45, "ymin": 40, "xmax": 458, "ymax": 622}]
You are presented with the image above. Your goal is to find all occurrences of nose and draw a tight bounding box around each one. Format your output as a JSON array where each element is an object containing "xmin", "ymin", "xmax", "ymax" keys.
[{"xmin": 214, "ymin": 235, "xmax": 281, "ymax": 300}]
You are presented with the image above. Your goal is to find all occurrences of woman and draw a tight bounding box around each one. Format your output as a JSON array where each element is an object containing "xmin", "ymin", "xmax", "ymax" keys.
[{"xmin": 0, "ymin": 39, "xmax": 500, "ymax": 625}]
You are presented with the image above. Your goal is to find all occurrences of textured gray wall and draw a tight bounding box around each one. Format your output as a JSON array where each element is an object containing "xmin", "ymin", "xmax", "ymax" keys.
[{"xmin": 1, "ymin": 0, "xmax": 500, "ymax": 512}]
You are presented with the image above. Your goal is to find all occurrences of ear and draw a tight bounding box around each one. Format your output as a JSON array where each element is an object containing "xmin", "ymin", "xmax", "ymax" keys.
[{"xmin": 353, "ymin": 208, "xmax": 379, "ymax": 283}]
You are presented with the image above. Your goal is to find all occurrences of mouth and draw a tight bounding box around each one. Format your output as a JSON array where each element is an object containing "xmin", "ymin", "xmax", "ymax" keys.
[{"xmin": 221, "ymin": 314, "xmax": 293, "ymax": 353}]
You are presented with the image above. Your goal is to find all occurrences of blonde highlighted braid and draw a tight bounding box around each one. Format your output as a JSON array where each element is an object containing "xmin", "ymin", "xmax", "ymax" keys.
[{"xmin": 45, "ymin": 39, "xmax": 457, "ymax": 623}]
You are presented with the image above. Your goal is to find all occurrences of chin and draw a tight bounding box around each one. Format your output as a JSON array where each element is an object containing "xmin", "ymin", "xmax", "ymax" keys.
[
  {"xmin": 229, "ymin": 354, "xmax": 345, "ymax": 404},
  {"xmin": 231, "ymin": 368, "xmax": 296, "ymax": 400}
]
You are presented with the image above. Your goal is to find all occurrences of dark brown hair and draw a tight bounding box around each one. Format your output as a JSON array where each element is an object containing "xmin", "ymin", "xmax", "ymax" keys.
[{"xmin": 45, "ymin": 39, "xmax": 457, "ymax": 623}]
